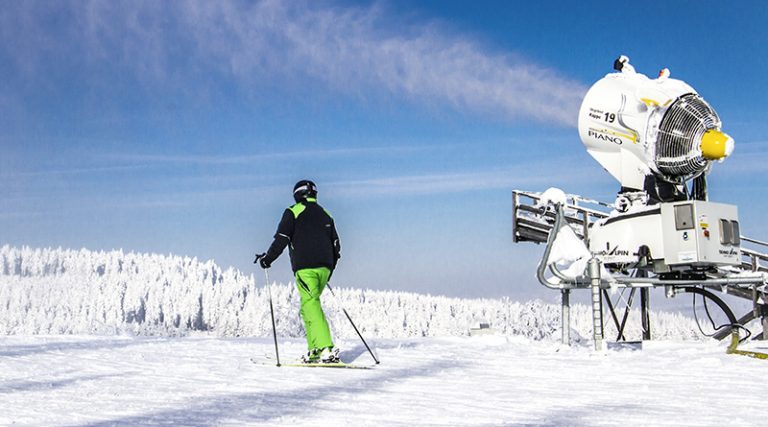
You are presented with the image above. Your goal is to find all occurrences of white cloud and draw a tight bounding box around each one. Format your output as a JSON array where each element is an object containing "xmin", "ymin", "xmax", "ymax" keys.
[
  {"xmin": 329, "ymin": 161, "xmax": 601, "ymax": 198},
  {"xmin": 101, "ymin": 144, "xmax": 434, "ymax": 165},
  {"xmin": 331, "ymin": 171, "xmax": 525, "ymax": 197},
  {"xmin": 3, "ymin": 0, "xmax": 587, "ymax": 127}
]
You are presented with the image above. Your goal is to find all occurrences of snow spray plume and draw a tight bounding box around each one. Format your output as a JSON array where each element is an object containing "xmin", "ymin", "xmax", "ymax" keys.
[{"xmin": 1, "ymin": 0, "xmax": 586, "ymax": 126}]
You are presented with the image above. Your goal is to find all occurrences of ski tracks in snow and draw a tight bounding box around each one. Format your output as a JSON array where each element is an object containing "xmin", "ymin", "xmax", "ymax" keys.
[{"xmin": 0, "ymin": 335, "xmax": 766, "ymax": 426}]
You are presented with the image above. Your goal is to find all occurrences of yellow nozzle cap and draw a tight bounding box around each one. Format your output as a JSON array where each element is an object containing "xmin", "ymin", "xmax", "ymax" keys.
[{"xmin": 701, "ymin": 129, "xmax": 734, "ymax": 160}]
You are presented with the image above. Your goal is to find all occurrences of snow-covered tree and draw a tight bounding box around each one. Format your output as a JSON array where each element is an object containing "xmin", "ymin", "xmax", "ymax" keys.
[{"xmin": 0, "ymin": 245, "xmax": 705, "ymax": 341}]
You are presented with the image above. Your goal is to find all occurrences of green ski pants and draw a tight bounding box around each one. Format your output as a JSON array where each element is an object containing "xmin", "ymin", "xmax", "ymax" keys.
[{"xmin": 295, "ymin": 267, "xmax": 334, "ymax": 351}]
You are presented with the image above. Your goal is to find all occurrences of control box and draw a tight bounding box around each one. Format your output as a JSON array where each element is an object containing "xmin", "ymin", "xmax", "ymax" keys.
[
  {"xmin": 661, "ymin": 201, "xmax": 740, "ymax": 266},
  {"xmin": 589, "ymin": 200, "xmax": 740, "ymax": 268}
]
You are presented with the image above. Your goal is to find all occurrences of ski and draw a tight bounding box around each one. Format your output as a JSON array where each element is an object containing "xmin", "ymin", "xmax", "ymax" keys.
[
  {"xmin": 281, "ymin": 362, "xmax": 372, "ymax": 370},
  {"xmin": 250, "ymin": 357, "xmax": 372, "ymax": 369}
]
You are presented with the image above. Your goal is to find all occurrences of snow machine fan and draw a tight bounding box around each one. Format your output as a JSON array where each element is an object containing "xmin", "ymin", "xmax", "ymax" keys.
[
  {"xmin": 578, "ymin": 55, "xmax": 734, "ymax": 208},
  {"xmin": 578, "ymin": 56, "xmax": 741, "ymax": 272}
]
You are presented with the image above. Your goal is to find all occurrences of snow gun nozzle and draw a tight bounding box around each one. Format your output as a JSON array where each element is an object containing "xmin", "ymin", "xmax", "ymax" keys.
[{"xmin": 254, "ymin": 253, "xmax": 265, "ymax": 264}]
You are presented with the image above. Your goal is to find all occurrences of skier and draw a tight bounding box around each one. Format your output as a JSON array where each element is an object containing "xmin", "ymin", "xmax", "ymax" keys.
[{"xmin": 255, "ymin": 180, "xmax": 342, "ymax": 364}]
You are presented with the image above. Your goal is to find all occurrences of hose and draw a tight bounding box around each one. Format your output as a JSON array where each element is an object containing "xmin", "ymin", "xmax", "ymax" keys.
[
  {"xmin": 683, "ymin": 286, "xmax": 768, "ymax": 360},
  {"xmin": 726, "ymin": 332, "xmax": 768, "ymax": 360}
]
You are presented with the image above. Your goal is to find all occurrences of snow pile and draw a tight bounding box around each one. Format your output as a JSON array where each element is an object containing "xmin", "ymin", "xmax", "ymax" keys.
[
  {"xmin": 0, "ymin": 245, "xmax": 701, "ymax": 340},
  {"xmin": 537, "ymin": 187, "xmax": 568, "ymax": 207}
]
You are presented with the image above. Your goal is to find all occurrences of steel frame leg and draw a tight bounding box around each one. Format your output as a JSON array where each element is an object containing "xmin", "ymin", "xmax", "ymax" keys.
[
  {"xmin": 638, "ymin": 269, "xmax": 651, "ymax": 341},
  {"xmin": 561, "ymin": 289, "xmax": 571, "ymax": 346}
]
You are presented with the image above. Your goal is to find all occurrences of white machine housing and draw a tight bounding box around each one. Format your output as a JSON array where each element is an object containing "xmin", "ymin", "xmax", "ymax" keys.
[
  {"xmin": 589, "ymin": 200, "xmax": 740, "ymax": 269},
  {"xmin": 578, "ymin": 57, "xmax": 739, "ymax": 270},
  {"xmin": 578, "ymin": 61, "xmax": 732, "ymax": 191}
]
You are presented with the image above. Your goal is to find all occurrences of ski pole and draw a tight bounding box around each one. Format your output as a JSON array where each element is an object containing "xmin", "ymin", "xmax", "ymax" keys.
[
  {"xmin": 255, "ymin": 254, "xmax": 281, "ymax": 367},
  {"xmin": 264, "ymin": 268, "xmax": 281, "ymax": 367},
  {"xmin": 326, "ymin": 283, "xmax": 380, "ymax": 364}
]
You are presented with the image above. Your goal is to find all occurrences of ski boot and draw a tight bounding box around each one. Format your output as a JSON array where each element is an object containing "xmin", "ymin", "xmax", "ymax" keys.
[
  {"xmin": 300, "ymin": 348, "xmax": 321, "ymax": 364},
  {"xmin": 319, "ymin": 346, "xmax": 340, "ymax": 363}
]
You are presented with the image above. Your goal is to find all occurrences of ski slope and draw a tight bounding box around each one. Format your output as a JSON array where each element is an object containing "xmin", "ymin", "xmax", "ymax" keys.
[
  {"xmin": 1, "ymin": 334, "xmax": 766, "ymax": 426},
  {"xmin": 2, "ymin": 246, "xmax": 767, "ymax": 425}
]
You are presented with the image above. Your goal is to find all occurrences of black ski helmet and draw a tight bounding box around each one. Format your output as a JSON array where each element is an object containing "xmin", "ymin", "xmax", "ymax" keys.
[{"xmin": 293, "ymin": 180, "xmax": 318, "ymax": 202}]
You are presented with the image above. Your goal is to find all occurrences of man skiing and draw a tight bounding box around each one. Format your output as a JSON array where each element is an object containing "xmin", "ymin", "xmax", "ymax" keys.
[{"xmin": 255, "ymin": 180, "xmax": 342, "ymax": 364}]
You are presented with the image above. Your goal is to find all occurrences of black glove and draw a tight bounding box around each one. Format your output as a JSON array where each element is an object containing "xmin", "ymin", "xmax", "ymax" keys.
[{"xmin": 254, "ymin": 253, "xmax": 271, "ymax": 269}]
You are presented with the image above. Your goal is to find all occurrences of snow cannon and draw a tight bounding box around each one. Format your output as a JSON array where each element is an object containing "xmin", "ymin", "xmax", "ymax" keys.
[
  {"xmin": 579, "ymin": 56, "xmax": 741, "ymax": 270},
  {"xmin": 512, "ymin": 56, "xmax": 768, "ymax": 350},
  {"xmin": 578, "ymin": 55, "xmax": 734, "ymax": 205}
]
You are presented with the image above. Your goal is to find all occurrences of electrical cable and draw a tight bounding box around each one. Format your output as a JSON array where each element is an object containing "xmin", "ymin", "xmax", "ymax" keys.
[
  {"xmin": 701, "ymin": 291, "xmax": 718, "ymax": 331},
  {"xmin": 703, "ymin": 291, "xmax": 752, "ymax": 342},
  {"xmin": 692, "ymin": 290, "xmax": 752, "ymax": 342},
  {"xmin": 692, "ymin": 291, "xmax": 706, "ymax": 336}
]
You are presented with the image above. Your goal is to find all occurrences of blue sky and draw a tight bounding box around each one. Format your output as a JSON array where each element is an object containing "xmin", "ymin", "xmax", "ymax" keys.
[{"xmin": 1, "ymin": 1, "xmax": 767, "ymax": 302}]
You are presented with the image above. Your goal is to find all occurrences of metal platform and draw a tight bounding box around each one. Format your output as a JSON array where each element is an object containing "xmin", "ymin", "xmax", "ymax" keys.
[{"xmin": 512, "ymin": 189, "xmax": 768, "ymax": 345}]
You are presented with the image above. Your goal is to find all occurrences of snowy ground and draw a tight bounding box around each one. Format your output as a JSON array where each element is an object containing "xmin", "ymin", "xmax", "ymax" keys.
[{"xmin": 1, "ymin": 335, "xmax": 766, "ymax": 426}]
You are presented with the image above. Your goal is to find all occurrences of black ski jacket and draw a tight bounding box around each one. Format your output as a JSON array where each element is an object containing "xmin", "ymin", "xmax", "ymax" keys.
[{"xmin": 263, "ymin": 199, "xmax": 341, "ymax": 272}]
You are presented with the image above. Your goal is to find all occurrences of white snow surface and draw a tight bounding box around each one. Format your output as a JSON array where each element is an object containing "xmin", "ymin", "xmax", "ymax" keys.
[
  {"xmin": 1, "ymin": 335, "xmax": 767, "ymax": 426},
  {"xmin": 2, "ymin": 245, "xmax": 767, "ymax": 425}
]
